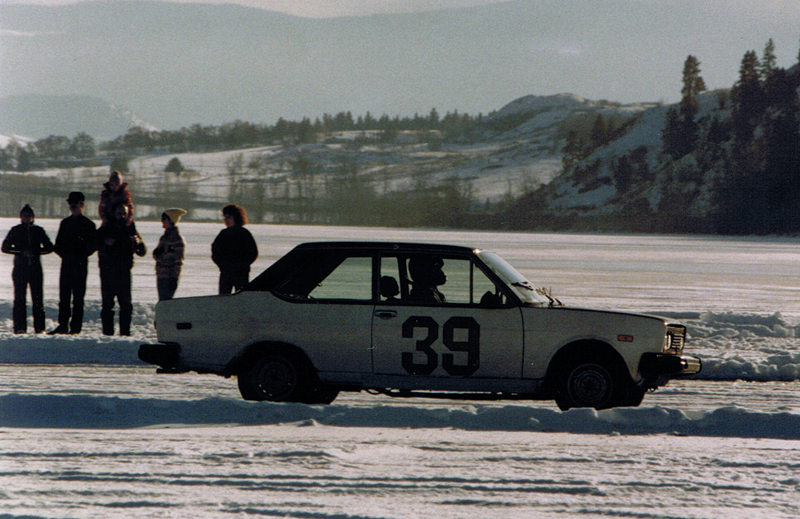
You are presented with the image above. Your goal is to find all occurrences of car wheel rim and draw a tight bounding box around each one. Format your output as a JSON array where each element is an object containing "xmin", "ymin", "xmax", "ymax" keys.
[
  {"xmin": 255, "ymin": 358, "xmax": 296, "ymax": 399},
  {"xmin": 568, "ymin": 364, "xmax": 611, "ymax": 407}
]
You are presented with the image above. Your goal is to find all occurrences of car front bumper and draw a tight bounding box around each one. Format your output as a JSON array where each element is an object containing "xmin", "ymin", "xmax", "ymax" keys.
[{"xmin": 639, "ymin": 352, "xmax": 702, "ymax": 379}]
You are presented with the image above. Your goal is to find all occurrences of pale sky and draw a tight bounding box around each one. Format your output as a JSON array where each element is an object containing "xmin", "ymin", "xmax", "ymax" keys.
[
  {"xmin": 2, "ymin": 0, "xmax": 800, "ymax": 131},
  {"xmin": 0, "ymin": 0, "xmax": 514, "ymax": 18}
]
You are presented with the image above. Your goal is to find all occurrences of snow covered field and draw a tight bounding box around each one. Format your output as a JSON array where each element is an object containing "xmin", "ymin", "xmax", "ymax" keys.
[{"xmin": 1, "ymin": 220, "xmax": 800, "ymax": 518}]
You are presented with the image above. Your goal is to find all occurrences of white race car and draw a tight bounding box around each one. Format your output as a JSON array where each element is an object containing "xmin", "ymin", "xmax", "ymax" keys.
[{"xmin": 139, "ymin": 241, "xmax": 700, "ymax": 410}]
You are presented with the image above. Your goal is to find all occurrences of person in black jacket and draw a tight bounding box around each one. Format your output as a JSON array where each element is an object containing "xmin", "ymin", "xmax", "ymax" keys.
[
  {"xmin": 96, "ymin": 203, "xmax": 146, "ymax": 336},
  {"xmin": 2, "ymin": 204, "xmax": 54, "ymax": 333},
  {"xmin": 211, "ymin": 204, "xmax": 258, "ymax": 294},
  {"xmin": 49, "ymin": 192, "xmax": 97, "ymax": 335}
]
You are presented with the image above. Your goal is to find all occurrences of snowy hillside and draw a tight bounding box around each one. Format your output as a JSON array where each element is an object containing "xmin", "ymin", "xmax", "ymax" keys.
[
  {"xmin": 540, "ymin": 89, "xmax": 729, "ymax": 217},
  {"xmin": 0, "ymin": 94, "xmax": 655, "ymax": 221},
  {"xmin": 520, "ymin": 64, "xmax": 800, "ymax": 234}
]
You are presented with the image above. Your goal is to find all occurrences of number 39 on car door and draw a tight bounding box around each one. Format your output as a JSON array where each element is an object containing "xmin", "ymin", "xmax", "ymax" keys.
[{"xmin": 371, "ymin": 253, "xmax": 525, "ymax": 378}]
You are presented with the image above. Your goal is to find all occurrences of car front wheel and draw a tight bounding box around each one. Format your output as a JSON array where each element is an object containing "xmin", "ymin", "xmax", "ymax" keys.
[{"xmin": 555, "ymin": 358, "xmax": 627, "ymax": 411}]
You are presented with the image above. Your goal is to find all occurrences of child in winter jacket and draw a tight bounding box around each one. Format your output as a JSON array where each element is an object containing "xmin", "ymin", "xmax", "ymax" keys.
[
  {"xmin": 99, "ymin": 170, "xmax": 133, "ymax": 226},
  {"xmin": 153, "ymin": 208, "xmax": 186, "ymax": 300}
]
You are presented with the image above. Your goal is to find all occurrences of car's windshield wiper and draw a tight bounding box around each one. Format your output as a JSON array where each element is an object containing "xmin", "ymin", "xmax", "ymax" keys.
[
  {"xmin": 534, "ymin": 286, "xmax": 563, "ymax": 307},
  {"xmin": 512, "ymin": 281, "xmax": 535, "ymax": 291}
]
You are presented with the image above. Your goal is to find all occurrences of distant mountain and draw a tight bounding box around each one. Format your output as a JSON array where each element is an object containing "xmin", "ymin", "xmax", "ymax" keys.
[
  {"xmin": 1, "ymin": 0, "xmax": 798, "ymax": 136},
  {"xmin": 0, "ymin": 95, "xmax": 156, "ymax": 141}
]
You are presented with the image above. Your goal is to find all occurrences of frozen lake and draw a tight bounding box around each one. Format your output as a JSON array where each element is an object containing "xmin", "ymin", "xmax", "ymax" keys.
[
  {"xmin": 1, "ymin": 220, "xmax": 800, "ymax": 518},
  {"xmin": 4, "ymin": 218, "xmax": 800, "ymax": 318}
]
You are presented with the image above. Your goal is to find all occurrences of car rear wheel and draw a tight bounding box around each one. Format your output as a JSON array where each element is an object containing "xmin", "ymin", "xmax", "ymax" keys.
[
  {"xmin": 306, "ymin": 385, "xmax": 340, "ymax": 405},
  {"xmin": 238, "ymin": 353, "xmax": 310, "ymax": 402},
  {"xmin": 555, "ymin": 358, "xmax": 628, "ymax": 411}
]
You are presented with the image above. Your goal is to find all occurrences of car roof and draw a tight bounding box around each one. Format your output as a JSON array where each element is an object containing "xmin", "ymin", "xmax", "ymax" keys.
[
  {"xmin": 290, "ymin": 241, "xmax": 479, "ymax": 255},
  {"xmin": 244, "ymin": 241, "xmax": 483, "ymax": 293}
]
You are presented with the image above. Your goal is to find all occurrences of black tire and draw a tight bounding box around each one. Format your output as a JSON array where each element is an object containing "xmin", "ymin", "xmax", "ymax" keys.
[
  {"xmin": 625, "ymin": 385, "xmax": 646, "ymax": 407},
  {"xmin": 307, "ymin": 385, "xmax": 340, "ymax": 405},
  {"xmin": 554, "ymin": 358, "xmax": 627, "ymax": 411},
  {"xmin": 238, "ymin": 353, "xmax": 311, "ymax": 403}
]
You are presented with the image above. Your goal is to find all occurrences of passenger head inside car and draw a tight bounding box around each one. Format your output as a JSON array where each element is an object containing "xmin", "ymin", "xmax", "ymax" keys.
[{"xmin": 380, "ymin": 276, "xmax": 400, "ymax": 301}]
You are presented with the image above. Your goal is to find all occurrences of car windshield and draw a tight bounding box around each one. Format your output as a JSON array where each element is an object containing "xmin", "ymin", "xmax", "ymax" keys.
[{"xmin": 476, "ymin": 251, "xmax": 551, "ymax": 305}]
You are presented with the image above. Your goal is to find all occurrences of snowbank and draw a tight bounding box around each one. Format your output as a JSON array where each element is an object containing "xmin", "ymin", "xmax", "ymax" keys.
[
  {"xmin": 1, "ymin": 393, "xmax": 798, "ymax": 439},
  {"xmin": 675, "ymin": 311, "xmax": 800, "ymax": 382},
  {"xmin": 2, "ymin": 302, "xmax": 799, "ymax": 438}
]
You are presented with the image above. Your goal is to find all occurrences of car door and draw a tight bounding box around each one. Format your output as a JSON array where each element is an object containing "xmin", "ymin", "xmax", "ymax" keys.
[
  {"xmin": 272, "ymin": 252, "xmax": 375, "ymax": 375},
  {"xmin": 371, "ymin": 253, "xmax": 524, "ymax": 384}
]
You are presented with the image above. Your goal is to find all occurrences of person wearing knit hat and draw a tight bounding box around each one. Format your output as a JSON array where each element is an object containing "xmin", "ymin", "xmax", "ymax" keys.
[
  {"xmin": 49, "ymin": 191, "xmax": 97, "ymax": 335},
  {"xmin": 2, "ymin": 204, "xmax": 54, "ymax": 333},
  {"xmin": 162, "ymin": 208, "xmax": 186, "ymax": 224},
  {"xmin": 153, "ymin": 208, "xmax": 187, "ymax": 300}
]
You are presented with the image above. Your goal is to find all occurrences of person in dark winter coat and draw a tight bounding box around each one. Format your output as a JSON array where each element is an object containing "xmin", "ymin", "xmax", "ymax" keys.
[
  {"xmin": 2, "ymin": 204, "xmax": 54, "ymax": 333},
  {"xmin": 50, "ymin": 192, "xmax": 97, "ymax": 334},
  {"xmin": 153, "ymin": 208, "xmax": 186, "ymax": 301},
  {"xmin": 99, "ymin": 170, "xmax": 133, "ymax": 226},
  {"xmin": 96, "ymin": 203, "xmax": 146, "ymax": 336},
  {"xmin": 211, "ymin": 204, "xmax": 258, "ymax": 294}
]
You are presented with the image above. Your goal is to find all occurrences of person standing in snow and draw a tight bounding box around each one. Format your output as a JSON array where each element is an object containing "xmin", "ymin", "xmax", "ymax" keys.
[
  {"xmin": 96, "ymin": 203, "xmax": 146, "ymax": 336},
  {"xmin": 153, "ymin": 208, "xmax": 186, "ymax": 301},
  {"xmin": 98, "ymin": 170, "xmax": 134, "ymax": 226},
  {"xmin": 49, "ymin": 192, "xmax": 97, "ymax": 335},
  {"xmin": 2, "ymin": 204, "xmax": 54, "ymax": 334},
  {"xmin": 211, "ymin": 204, "xmax": 258, "ymax": 294}
]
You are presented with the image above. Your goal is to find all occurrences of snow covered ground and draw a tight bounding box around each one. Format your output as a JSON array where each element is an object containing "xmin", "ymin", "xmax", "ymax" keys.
[{"xmin": 1, "ymin": 221, "xmax": 800, "ymax": 518}]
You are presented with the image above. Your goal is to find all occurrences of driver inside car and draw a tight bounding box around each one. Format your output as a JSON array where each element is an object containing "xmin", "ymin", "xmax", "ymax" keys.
[{"xmin": 408, "ymin": 255, "xmax": 446, "ymax": 304}]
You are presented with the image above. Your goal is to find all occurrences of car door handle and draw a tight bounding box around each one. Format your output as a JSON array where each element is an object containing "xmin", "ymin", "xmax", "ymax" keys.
[{"xmin": 374, "ymin": 310, "xmax": 398, "ymax": 319}]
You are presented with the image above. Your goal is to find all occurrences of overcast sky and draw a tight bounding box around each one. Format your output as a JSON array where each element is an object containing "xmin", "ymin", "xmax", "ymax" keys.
[
  {"xmin": 0, "ymin": 0, "xmax": 787, "ymax": 19},
  {"xmin": 2, "ymin": 0, "xmax": 800, "ymax": 130},
  {"xmin": 0, "ymin": 0, "xmax": 515, "ymax": 17},
  {"xmin": 1, "ymin": 0, "xmax": 797, "ymax": 19}
]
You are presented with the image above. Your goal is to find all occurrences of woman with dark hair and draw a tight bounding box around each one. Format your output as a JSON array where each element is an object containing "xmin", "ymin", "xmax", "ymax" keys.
[{"xmin": 211, "ymin": 204, "xmax": 258, "ymax": 294}]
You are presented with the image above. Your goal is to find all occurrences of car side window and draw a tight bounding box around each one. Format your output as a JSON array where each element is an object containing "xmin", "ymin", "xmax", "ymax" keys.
[
  {"xmin": 308, "ymin": 256, "xmax": 373, "ymax": 301},
  {"xmin": 380, "ymin": 253, "xmax": 509, "ymax": 307}
]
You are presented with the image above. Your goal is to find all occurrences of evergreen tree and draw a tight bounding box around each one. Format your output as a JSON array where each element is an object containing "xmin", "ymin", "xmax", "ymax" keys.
[
  {"xmin": 109, "ymin": 156, "xmax": 129, "ymax": 173},
  {"xmin": 764, "ymin": 68, "xmax": 799, "ymax": 110},
  {"xmin": 662, "ymin": 107, "xmax": 681, "ymax": 159},
  {"xmin": 562, "ymin": 130, "xmax": 586, "ymax": 172},
  {"xmin": 165, "ymin": 157, "xmax": 184, "ymax": 175},
  {"xmin": 663, "ymin": 55, "xmax": 706, "ymax": 159},
  {"xmin": 590, "ymin": 114, "xmax": 608, "ymax": 148},
  {"xmin": 16, "ymin": 148, "xmax": 31, "ymax": 172},
  {"xmin": 731, "ymin": 50, "xmax": 764, "ymax": 150},
  {"xmin": 680, "ymin": 55, "xmax": 707, "ymax": 114},
  {"xmin": 760, "ymin": 38, "xmax": 777, "ymax": 80},
  {"xmin": 70, "ymin": 132, "xmax": 95, "ymax": 159},
  {"xmin": 613, "ymin": 155, "xmax": 635, "ymax": 194},
  {"xmin": 763, "ymin": 110, "xmax": 800, "ymax": 232}
]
